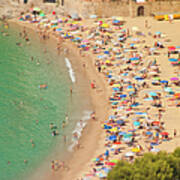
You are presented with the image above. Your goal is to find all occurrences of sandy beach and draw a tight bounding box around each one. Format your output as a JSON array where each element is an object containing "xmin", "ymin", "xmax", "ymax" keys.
[{"xmin": 8, "ymin": 13, "xmax": 180, "ymax": 180}]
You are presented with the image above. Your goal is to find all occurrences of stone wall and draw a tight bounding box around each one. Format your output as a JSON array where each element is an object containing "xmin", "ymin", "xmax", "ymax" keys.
[
  {"xmin": 64, "ymin": 0, "xmax": 130, "ymax": 18},
  {"xmin": 64, "ymin": 0, "xmax": 180, "ymax": 18},
  {"xmin": 131, "ymin": 1, "xmax": 180, "ymax": 17}
]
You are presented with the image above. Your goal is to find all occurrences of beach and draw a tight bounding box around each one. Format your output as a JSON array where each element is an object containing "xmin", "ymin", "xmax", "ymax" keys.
[{"xmin": 4, "ymin": 12, "xmax": 180, "ymax": 180}]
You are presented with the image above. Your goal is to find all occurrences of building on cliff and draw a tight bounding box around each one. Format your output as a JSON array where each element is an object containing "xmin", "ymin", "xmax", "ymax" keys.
[{"xmin": 13, "ymin": 0, "xmax": 180, "ymax": 18}]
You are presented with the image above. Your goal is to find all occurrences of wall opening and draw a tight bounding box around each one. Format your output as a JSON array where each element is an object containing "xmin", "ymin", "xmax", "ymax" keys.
[
  {"xmin": 61, "ymin": 0, "xmax": 64, "ymax": 6},
  {"xmin": 137, "ymin": 6, "xmax": 144, "ymax": 16},
  {"xmin": 44, "ymin": 0, "xmax": 56, "ymax": 3},
  {"xmin": 24, "ymin": 0, "xmax": 28, "ymax": 4}
]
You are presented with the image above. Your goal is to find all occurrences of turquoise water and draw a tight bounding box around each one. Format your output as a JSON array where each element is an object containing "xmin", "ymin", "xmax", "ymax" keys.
[{"xmin": 0, "ymin": 23, "xmax": 73, "ymax": 180}]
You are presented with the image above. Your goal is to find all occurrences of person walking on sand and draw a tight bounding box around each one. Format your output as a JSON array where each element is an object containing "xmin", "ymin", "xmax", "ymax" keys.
[
  {"xmin": 174, "ymin": 129, "xmax": 177, "ymax": 137},
  {"xmin": 51, "ymin": 161, "xmax": 55, "ymax": 171}
]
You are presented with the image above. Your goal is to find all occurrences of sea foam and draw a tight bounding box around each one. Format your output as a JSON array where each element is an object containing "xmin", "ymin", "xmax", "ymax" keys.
[
  {"xmin": 68, "ymin": 110, "xmax": 92, "ymax": 152},
  {"xmin": 65, "ymin": 57, "xmax": 76, "ymax": 83}
]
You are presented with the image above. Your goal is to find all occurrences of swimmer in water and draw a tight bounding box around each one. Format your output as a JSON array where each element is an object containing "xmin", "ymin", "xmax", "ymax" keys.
[{"xmin": 16, "ymin": 42, "xmax": 22, "ymax": 47}]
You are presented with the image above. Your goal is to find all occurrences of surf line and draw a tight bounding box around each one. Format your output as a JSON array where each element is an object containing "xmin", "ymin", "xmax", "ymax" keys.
[{"xmin": 65, "ymin": 57, "xmax": 76, "ymax": 83}]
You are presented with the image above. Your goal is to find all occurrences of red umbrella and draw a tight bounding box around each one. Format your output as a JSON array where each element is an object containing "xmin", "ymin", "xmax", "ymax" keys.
[
  {"xmin": 152, "ymin": 121, "xmax": 160, "ymax": 125},
  {"xmin": 105, "ymin": 162, "xmax": 116, "ymax": 166},
  {"xmin": 161, "ymin": 132, "xmax": 169, "ymax": 136},
  {"xmin": 114, "ymin": 141, "xmax": 121, "ymax": 145}
]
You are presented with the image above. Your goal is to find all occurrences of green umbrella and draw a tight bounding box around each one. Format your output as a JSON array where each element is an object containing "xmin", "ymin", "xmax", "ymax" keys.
[
  {"xmin": 40, "ymin": 13, "xmax": 45, "ymax": 17},
  {"xmin": 33, "ymin": 7, "xmax": 41, "ymax": 12}
]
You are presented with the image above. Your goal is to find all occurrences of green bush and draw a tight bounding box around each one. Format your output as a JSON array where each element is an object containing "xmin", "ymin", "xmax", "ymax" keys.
[{"xmin": 108, "ymin": 147, "xmax": 180, "ymax": 180}]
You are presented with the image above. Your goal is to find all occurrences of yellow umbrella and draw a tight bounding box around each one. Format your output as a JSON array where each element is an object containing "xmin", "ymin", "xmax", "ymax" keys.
[
  {"xmin": 105, "ymin": 60, "xmax": 111, "ymax": 64},
  {"xmin": 110, "ymin": 127, "xmax": 118, "ymax": 132},
  {"xmin": 101, "ymin": 23, "xmax": 109, "ymax": 28},
  {"xmin": 112, "ymin": 84, "xmax": 121, "ymax": 88},
  {"xmin": 132, "ymin": 147, "xmax": 140, "ymax": 153}
]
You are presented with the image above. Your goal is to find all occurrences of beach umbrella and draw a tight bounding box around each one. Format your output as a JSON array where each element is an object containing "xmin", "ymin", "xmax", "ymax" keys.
[
  {"xmin": 168, "ymin": 46, "xmax": 176, "ymax": 51},
  {"xmin": 164, "ymin": 87, "xmax": 173, "ymax": 93},
  {"xmin": 152, "ymin": 121, "xmax": 160, "ymax": 125},
  {"xmin": 110, "ymin": 159, "xmax": 118, "ymax": 163},
  {"xmin": 119, "ymin": 131, "xmax": 126, "ymax": 136},
  {"xmin": 123, "ymin": 133, "xmax": 133, "ymax": 138},
  {"xmin": 39, "ymin": 13, "xmax": 45, "ymax": 17},
  {"xmin": 132, "ymin": 147, "xmax": 140, "ymax": 153},
  {"xmin": 150, "ymin": 142, "xmax": 159, "ymax": 146},
  {"xmin": 130, "ymin": 57, "xmax": 139, "ymax": 61},
  {"xmin": 135, "ymin": 76, "xmax": 144, "ymax": 81},
  {"xmin": 151, "ymin": 148, "xmax": 160, "ymax": 152},
  {"xmin": 116, "ymin": 120, "xmax": 125, "ymax": 125},
  {"xmin": 160, "ymin": 80, "xmax": 168, "ymax": 84},
  {"xmin": 125, "ymin": 152, "xmax": 134, "ymax": 157},
  {"xmin": 169, "ymin": 58, "xmax": 178, "ymax": 62},
  {"xmin": 101, "ymin": 23, "xmax": 109, "ymax": 28},
  {"xmin": 146, "ymin": 131, "xmax": 153, "ymax": 135},
  {"xmin": 33, "ymin": 7, "xmax": 41, "ymax": 12},
  {"xmin": 128, "ymin": 129, "xmax": 136, "ymax": 132},
  {"xmin": 133, "ymin": 121, "xmax": 140, "ymax": 127},
  {"xmin": 105, "ymin": 162, "xmax": 116, "ymax": 166},
  {"xmin": 56, "ymin": 28, "xmax": 62, "ymax": 32},
  {"xmin": 174, "ymin": 93, "xmax": 180, "ymax": 98},
  {"xmin": 161, "ymin": 132, "xmax": 169, "ymax": 136},
  {"xmin": 109, "ymin": 135, "xmax": 117, "ymax": 141},
  {"xmin": 90, "ymin": 14, "xmax": 97, "ymax": 19},
  {"xmin": 155, "ymin": 31, "xmax": 161, "ymax": 35},
  {"xmin": 170, "ymin": 77, "xmax": 179, "ymax": 81},
  {"xmin": 149, "ymin": 92, "xmax": 157, "ymax": 97},
  {"xmin": 104, "ymin": 51, "xmax": 110, "ymax": 54},
  {"xmin": 120, "ymin": 94, "xmax": 127, "ymax": 98}
]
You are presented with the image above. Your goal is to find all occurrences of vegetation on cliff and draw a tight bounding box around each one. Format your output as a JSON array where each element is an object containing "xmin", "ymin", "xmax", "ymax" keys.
[{"xmin": 108, "ymin": 147, "xmax": 180, "ymax": 180}]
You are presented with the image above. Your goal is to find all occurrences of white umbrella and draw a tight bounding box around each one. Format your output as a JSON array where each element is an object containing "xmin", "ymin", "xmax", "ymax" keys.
[{"xmin": 125, "ymin": 152, "xmax": 135, "ymax": 157}]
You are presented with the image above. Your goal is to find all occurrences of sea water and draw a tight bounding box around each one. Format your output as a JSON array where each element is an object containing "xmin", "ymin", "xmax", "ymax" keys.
[{"xmin": 0, "ymin": 22, "xmax": 92, "ymax": 180}]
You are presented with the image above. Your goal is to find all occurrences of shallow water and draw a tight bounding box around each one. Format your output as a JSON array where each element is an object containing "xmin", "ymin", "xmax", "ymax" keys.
[{"xmin": 0, "ymin": 22, "xmax": 92, "ymax": 180}]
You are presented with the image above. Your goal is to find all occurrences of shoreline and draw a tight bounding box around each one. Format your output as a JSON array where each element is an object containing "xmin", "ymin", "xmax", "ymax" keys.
[{"xmin": 9, "ymin": 18, "xmax": 111, "ymax": 180}]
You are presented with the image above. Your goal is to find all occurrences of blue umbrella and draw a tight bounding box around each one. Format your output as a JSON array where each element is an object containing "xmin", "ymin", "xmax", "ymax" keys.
[
  {"xmin": 146, "ymin": 131, "xmax": 153, "ymax": 135},
  {"xmin": 169, "ymin": 58, "xmax": 178, "ymax": 62},
  {"xmin": 116, "ymin": 120, "xmax": 125, "ymax": 125},
  {"xmin": 113, "ymin": 87, "xmax": 120, "ymax": 91},
  {"xmin": 120, "ymin": 94, "xmax": 127, "ymax": 98},
  {"xmin": 104, "ymin": 51, "xmax": 110, "ymax": 54},
  {"xmin": 127, "ymin": 85, "xmax": 133, "ymax": 89},
  {"xmin": 135, "ymin": 76, "xmax": 144, "ymax": 80},
  {"xmin": 119, "ymin": 131, "xmax": 126, "ymax": 136},
  {"xmin": 112, "ymin": 102, "xmax": 118, "ymax": 105},
  {"xmin": 135, "ymin": 112, "xmax": 146, "ymax": 115},
  {"xmin": 149, "ymin": 92, "xmax": 157, "ymax": 96},
  {"xmin": 109, "ymin": 115, "xmax": 116, "ymax": 120},
  {"xmin": 109, "ymin": 135, "xmax": 117, "ymax": 141},
  {"xmin": 164, "ymin": 87, "xmax": 173, "ymax": 92},
  {"xmin": 113, "ymin": 20, "xmax": 120, "ymax": 24},
  {"xmin": 133, "ymin": 121, "xmax": 140, "ymax": 126},
  {"xmin": 104, "ymin": 125, "xmax": 112, "ymax": 129},
  {"xmin": 56, "ymin": 28, "xmax": 62, "ymax": 32},
  {"xmin": 131, "ymin": 102, "xmax": 139, "ymax": 107},
  {"xmin": 80, "ymin": 44, "xmax": 86, "ymax": 48},
  {"xmin": 160, "ymin": 80, "xmax": 168, "ymax": 84},
  {"xmin": 130, "ymin": 57, "xmax": 139, "ymax": 61}
]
